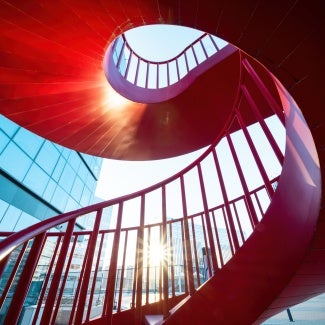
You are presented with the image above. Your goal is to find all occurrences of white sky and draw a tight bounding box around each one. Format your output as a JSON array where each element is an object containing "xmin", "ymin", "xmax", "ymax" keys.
[
  {"xmin": 95, "ymin": 148, "xmax": 206, "ymax": 200},
  {"xmin": 124, "ymin": 24, "xmax": 204, "ymax": 61}
]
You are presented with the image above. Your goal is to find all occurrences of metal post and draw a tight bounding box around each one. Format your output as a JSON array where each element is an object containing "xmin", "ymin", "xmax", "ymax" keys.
[
  {"xmin": 73, "ymin": 209, "xmax": 103, "ymax": 323},
  {"xmin": 226, "ymin": 132, "xmax": 259, "ymax": 227},
  {"xmin": 102, "ymin": 202, "xmax": 123, "ymax": 322},
  {"xmin": 286, "ymin": 308, "xmax": 294, "ymax": 322},
  {"xmin": 212, "ymin": 149, "xmax": 240, "ymax": 252},
  {"xmin": 161, "ymin": 186, "xmax": 169, "ymax": 319},
  {"xmin": 197, "ymin": 163, "xmax": 218, "ymax": 273},
  {"xmin": 135, "ymin": 195, "xmax": 145, "ymax": 324},
  {"xmin": 4, "ymin": 233, "xmax": 46, "ymax": 325},
  {"xmin": 180, "ymin": 175, "xmax": 195, "ymax": 294},
  {"xmin": 41, "ymin": 220, "xmax": 75, "ymax": 324}
]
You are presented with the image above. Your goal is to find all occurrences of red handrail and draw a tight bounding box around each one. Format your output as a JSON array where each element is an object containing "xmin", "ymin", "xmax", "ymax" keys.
[
  {"xmin": 112, "ymin": 32, "xmax": 221, "ymax": 89},
  {"xmin": 0, "ymin": 53, "xmax": 285, "ymax": 325}
]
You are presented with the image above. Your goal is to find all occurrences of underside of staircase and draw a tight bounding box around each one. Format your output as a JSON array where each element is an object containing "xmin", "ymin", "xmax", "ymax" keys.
[{"xmin": 0, "ymin": 1, "xmax": 324, "ymax": 324}]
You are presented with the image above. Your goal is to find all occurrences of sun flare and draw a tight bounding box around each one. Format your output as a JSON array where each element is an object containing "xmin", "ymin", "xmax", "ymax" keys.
[{"xmin": 148, "ymin": 243, "xmax": 167, "ymax": 266}]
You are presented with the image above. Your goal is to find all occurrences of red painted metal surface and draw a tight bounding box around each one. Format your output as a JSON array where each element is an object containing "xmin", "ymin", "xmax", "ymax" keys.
[
  {"xmin": 159, "ymin": 72, "xmax": 321, "ymax": 325},
  {"xmin": 0, "ymin": 1, "xmax": 324, "ymax": 324},
  {"xmin": 5, "ymin": 233, "xmax": 46, "ymax": 325},
  {"xmin": 1, "ymin": 52, "xmax": 320, "ymax": 324}
]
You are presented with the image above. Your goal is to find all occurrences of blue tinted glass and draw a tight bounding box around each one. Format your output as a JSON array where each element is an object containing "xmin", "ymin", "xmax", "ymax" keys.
[
  {"xmin": 71, "ymin": 176, "xmax": 84, "ymax": 202},
  {"xmin": 14, "ymin": 127, "xmax": 44, "ymax": 159},
  {"xmin": 65, "ymin": 197, "xmax": 79, "ymax": 212},
  {"xmin": 0, "ymin": 115, "xmax": 19, "ymax": 137},
  {"xmin": 36, "ymin": 141, "xmax": 60, "ymax": 174},
  {"xmin": 0, "ymin": 199, "xmax": 10, "ymax": 224},
  {"xmin": 13, "ymin": 211, "xmax": 39, "ymax": 231},
  {"xmin": 0, "ymin": 131, "xmax": 10, "ymax": 154},
  {"xmin": 51, "ymin": 186, "xmax": 68, "ymax": 211},
  {"xmin": 67, "ymin": 151, "xmax": 81, "ymax": 171},
  {"xmin": 23, "ymin": 164, "xmax": 49, "ymax": 197},
  {"xmin": 52, "ymin": 156, "xmax": 65, "ymax": 181},
  {"xmin": 77, "ymin": 163, "xmax": 88, "ymax": 180},
  {"xmin": 0, "ymin": 142, "xmax": 32, "ymax": 181},
  {"xmin": 80, "ymin": 154, "xmax": 102, "ymax": 179},
  {"xmin": 1, "ymin": 205, "xmax": 21, "ymax": 231},
  {"xmin": 86, "ymin": 180, "xmax": 97, "ymax": 197},
  {"xmin": 59, "ymin": 163, "xmax": 75, "ymax": 192},
  {"xmin": 42, "ymin": 179, "xmax": 57, "ymax": 201},
  {"xmin": 80, "ymin": 187, "xmax": 91, "ymax": 206},
  {"xmin": 61, "ymin": 147, "xmax": 71, "ymax": 159},
  {"xmin": 53, "ymin": 142, "xmax": 63, "ymax": 153}
]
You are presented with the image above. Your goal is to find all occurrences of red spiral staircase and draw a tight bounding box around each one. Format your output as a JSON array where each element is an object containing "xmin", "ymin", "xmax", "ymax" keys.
[{"xmin": 0, "ymin": 1, "xmax": 323, "ymax": 324}]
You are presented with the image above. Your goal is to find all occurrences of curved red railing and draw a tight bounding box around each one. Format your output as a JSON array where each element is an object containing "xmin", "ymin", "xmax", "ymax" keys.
[
  {"xmin": 112, "ymin": 32, "xmax": 223, "ymax": 89},
  {"xmin": 104, "ymin": 30, "xmax": 238, "ymax": 104},
  {"xmin": 0, "ymin": 53, "xmax": 286, "ymax": 324}
]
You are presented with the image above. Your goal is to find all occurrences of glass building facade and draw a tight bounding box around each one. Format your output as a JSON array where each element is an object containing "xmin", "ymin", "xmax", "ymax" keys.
[{"xmin": 0, "ymin": 114, "xmax": 103, "ymax": 232}]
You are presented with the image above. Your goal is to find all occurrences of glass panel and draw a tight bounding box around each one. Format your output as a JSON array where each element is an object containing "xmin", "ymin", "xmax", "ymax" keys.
[
  {"xmin": 0, "ymin": 142, "xmax": 32, "ymax": 181},
  {"xmin": 0, "ymin": 199, "xmax": 10, "ymax": 224},
  {"xmin": 36, "ymin": 141, "xmax": 60, "ymax": 175},
  {"xmin": 76, "ymin": 161, "xmax": 88, "ymax": 182},
  {"xmin": 61, "ymin": 147, "xmax": 71, "ymax": 160},
  {"xmin": 59, "ymin": 163, "xmax": 76, "ymax": 193},
  {"xmin": 14, "ymin": 127, "xmax": 44, "ymax": 159},
  {"xmin": 0, "ymin": 115, "xmax": 19, "ymax": 137},
  {"xmin": 0, "ymin": 205, "xmax": 21, "ymax": 231},
  {"xmin": 52, "ymin": 156, "xmax": 66, "ymax": 181},
  {"xmin": 64, "ymin": 197, "xmax": 79, "ymax": 212},
  {"xmin": 23, "ymin": 164, "xmax": 50, "ymax": 197},
  {"xmin": 0, "ymin": 131, "xmax": 9, "ymax": 154},
  {"xmin": 80, "ymin": 186, "xmax": 91, "ymax": 206},
  {"xmin": 71, "ymin": 176, "xmax": 84, "ymax": 202},
  {"xmin": 13, "ymin": 211, "xmax": 39, "ymax": 231},
  {"xmin": 67, "ymin": 151, "xmax": 81, "ymax": 172},
  {"xmin": 51, "ymin": 185, "xmax": 68, "ymax": 211}
]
